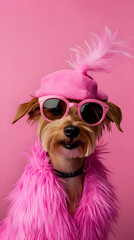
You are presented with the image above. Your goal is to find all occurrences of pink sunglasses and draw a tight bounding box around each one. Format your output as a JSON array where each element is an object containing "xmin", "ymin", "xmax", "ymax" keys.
[{"xmin": 39, "ymin": 95, "xmax": 109, "ymax": 126}]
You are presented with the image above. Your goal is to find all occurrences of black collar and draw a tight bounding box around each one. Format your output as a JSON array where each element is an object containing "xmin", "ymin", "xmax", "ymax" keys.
[{"xmin": 53, "ymin": 165, "xmax": 84, "ymax": 178}]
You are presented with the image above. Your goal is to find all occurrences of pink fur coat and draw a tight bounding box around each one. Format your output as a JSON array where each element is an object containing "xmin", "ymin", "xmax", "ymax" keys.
[{"xmin": 0, "ymin": 139, "xmax": 118, "ymax": 240}]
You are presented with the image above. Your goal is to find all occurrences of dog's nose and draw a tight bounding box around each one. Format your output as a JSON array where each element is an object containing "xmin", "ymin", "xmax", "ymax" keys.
[{"xmin": 64, "ymin": 126, "xmax": 80, "ymax": 139}]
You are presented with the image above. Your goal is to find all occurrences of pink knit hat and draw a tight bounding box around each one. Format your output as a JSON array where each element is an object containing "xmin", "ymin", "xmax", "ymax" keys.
[
  {"xmin": 35, "ymin": 27, "xmax": 130, "ymax": 101},
  {"xmin": 35, "ymin": 69, "xmax": 108, "ymax": 101}
]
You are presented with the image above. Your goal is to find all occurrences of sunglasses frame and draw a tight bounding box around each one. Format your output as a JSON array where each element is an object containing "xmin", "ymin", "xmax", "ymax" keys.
[{"xmin": 39, "ymin": 95, "xmax": 109, "ymax": 126}]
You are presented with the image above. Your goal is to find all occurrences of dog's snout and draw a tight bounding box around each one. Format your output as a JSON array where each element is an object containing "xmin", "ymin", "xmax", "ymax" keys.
[{"xmin": 64, "ymin": 126, "xmax": 80, "ymax": 139}]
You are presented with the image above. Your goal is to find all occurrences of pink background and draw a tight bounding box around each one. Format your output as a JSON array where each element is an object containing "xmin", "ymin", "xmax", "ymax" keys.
[{"xmin": 0, "ymin": 1, "xmax": 134, "ymax": 239}]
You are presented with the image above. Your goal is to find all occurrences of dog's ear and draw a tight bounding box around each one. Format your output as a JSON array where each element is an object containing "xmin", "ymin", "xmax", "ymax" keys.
[
  {"xmin": 104, "ymin": 102, "xmax": 123, "ymax": 132},
  {"xmin": 12, "ymin": 97, "xmax": 41, "ymax": 124}
]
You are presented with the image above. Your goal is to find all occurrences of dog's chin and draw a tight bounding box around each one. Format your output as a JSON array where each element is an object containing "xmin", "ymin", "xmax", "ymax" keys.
[
  {"xmin": 58, "ymin": 146, "xmax": 81, "ymax": 158},
  {"xmin": 54, "ymin": 140, "xmax": 86, "ymax": 159}
]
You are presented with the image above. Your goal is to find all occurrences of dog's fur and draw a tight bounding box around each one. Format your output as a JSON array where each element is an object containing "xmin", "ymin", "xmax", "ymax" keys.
[{"xmin": 12, "ymin": 97, "xmax": 122, "ymax": 215}]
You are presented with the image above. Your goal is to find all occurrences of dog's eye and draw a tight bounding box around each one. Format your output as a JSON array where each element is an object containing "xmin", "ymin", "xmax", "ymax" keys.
[{"xmin": 51, "ymin": 106, "xmax": 62, "ymax": 115}]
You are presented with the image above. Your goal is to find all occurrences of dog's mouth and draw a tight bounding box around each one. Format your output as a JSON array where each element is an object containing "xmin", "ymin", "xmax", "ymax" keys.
[{"xmin": 61, "ymin": 140, "xmax": 80, "ymax": 150}]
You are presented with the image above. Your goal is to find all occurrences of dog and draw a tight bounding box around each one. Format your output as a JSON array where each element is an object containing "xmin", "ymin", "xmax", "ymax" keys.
[
  {"xmin": 12, "ymin": 95, "xmax": 122, "ymax": 217},
  {"xmin": 0, "ymin": 28, "xmax": 130, "ymax": 240}
]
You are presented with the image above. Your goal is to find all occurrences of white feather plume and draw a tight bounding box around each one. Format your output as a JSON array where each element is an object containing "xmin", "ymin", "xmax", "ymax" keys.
[{"xmin": 67, "ymin": 27, "xmax": 132, "ymax": 74}]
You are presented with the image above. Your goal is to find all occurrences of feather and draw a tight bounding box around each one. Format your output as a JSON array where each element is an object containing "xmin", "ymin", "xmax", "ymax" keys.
[{"xmin": 67, "ymin": 26, "xmax": 132, "ymax": 74}]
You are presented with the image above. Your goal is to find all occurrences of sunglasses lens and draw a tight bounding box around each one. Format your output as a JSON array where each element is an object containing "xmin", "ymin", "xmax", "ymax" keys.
[
  {"xmin": 80, "ymin": 102, "xmax": 103, "ymax": 125},
  {"xmin": 42, "ymin": 98, "xmax": 67, "ymax": 121}
]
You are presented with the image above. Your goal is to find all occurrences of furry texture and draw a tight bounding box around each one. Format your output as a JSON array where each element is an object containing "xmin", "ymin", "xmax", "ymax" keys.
[
  {"xmin": 0, "ymin": 139, "xmax": 118, "ymax": 240},
  {"xmin": 68, "ymin": 26, "xmax": 131, "ymax": 74}
]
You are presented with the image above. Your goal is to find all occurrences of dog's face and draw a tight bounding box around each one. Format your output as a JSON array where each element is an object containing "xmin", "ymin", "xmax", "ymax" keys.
[
  {"xmin": 12, "ymin": 97, "xmax": 122, "ymax": 159},
  {"xmin": 38, "ymin": 104, "xmax": 96, "ymax": 159}
]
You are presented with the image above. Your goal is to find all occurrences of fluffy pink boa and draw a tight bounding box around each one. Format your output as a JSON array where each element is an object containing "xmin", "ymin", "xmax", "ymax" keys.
[{"xmin": 0, "ymin": 139, "xmax": 118, "ymax": 240}]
